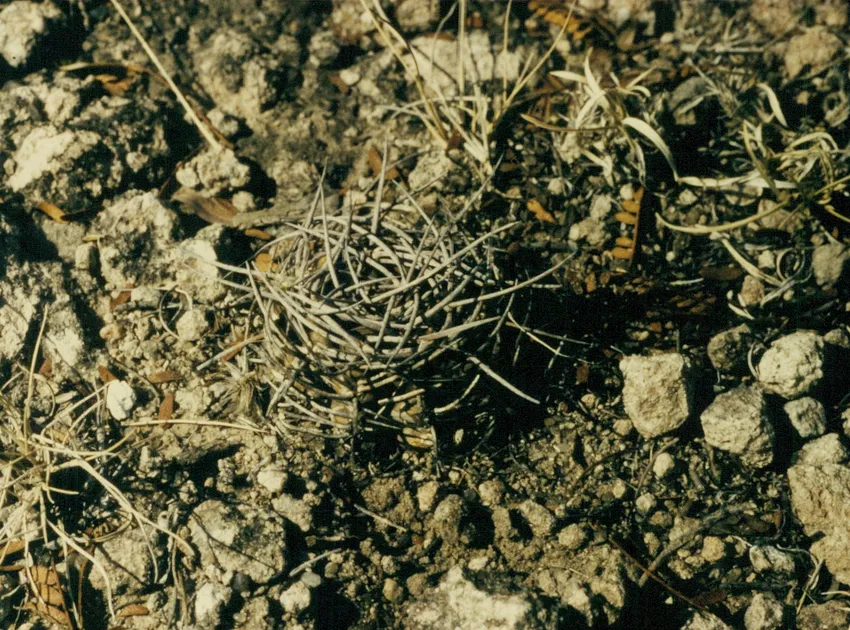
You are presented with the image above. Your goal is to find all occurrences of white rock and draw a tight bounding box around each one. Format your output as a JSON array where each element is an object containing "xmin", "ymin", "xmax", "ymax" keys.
[
  {"xmin": 757, "ymin": 332, "xmax": 824, "ymax": 399},
  {"xmin": 788, "ymin": 462, "xmax": 850, "ymax": 583},
  {"xmin": 700, "ymin": 385, "xmax": 774, "ymax": 468},
  {"xmin": 195, "ymin": 581, "xmax": 232, "ymax": 629},
  {"xmin": 784, "ymin": 397, "xmax": 827, "ymax": 439},
  {"xmin": 403, "ymin": 566, "xmax": 533, "ymax": 630},
  {"xmin": 635, "ymin": 493, "xmax": 656, "ymax": 515},
  {"xmin": 271, "ymin": 494, "xmax": 314, "ymax": 532},
  {"xmin": 794, "ymin": 434, "xmax": 849, "ymax": 466},
  {"xmin": 175, "ymin": 309, "xmax": 210, "ymax": 342},
  {"xmin": 784, "ymin": 27, "xmax": 843, "ymax": 79},
  {"xmin": 700, "ymin": 536, "xmax": 726, "ymax": 563},
  {"xmin": 257, "ymin": 468, "xmax": 287, "ymax": 494},
  {"xmin": 749, "ymin": 545, "xmax": 796, "ymax": 574},
  {"xmin": 518, "ymin": 500, "xmax": 556, "ymax": 537},
  {"xmin": 106, "ymin": 380, "xmax": 136, "ymax": 420},
  {"xmin": 619, "ymin": 353, "xmax": 692, "ymax": 437},
  {"xmin": 0, "ymin": 1, "xmax": 64, "ymax": 69},
  {"xmin": 812, "ymin": 243, "xmax": 850, "ymax": 287},
  {"xmin": 744, "ymin": 593, "xmax": 784, "ymax": 630},
  {"xmin": 280, "ymin": 581, "xmax": 311, "ymax": 614},
  {"xmin": 653, "ymin": 452, "xmax": 675, "ymax": 479},
  {"xmin": 395, "ymin": 0, "xmax": 439, "ymax": 31},
  {"xmin": 681, "ymin": 611, "xmax": 732, "ymax": 630}
]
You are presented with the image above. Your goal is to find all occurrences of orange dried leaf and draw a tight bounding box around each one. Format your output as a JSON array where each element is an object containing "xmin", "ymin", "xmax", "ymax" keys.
[
  {"xmin": 255, "ymin": 252, "xmax": 273, "ymax": 273},
  {"xmin": 117, "ymin": 604, "xmax": 151, "ymax": 618},
  {"xmin": 171, "ymin": 188, "xmax": 238, "ymax": 226},
  {"xmin": 576, "ymin": 363, "xmax": 590, "ymax": 384},
  {"xmin": 527, "ymin": 199, "xmax": 556, "ymax": 223},
  {"xmin": 244, "ymin": 228, "xmax": 272, "ymax": 240},
  {"xmin": 98, "ymin": 366, "xmax": 118, "ymax": 383},
  {"xmin": 220, "ymin": 336, "xmax": 246, "ymax": 362},
  {"xmin": 615, "ymin": 236, "xmax": 634, "ymax": 247},
  {"xmin": 148, "ymin": 370, "xmax": 182, "ymax": 384},
  {"xmin": 614, "ymin": 211, "xmax": 638, "ymax": 225},
  {"xmin": 110, "ymin": 289, "xmax": 132, "ymax": 311},
  {"xmin": 699, "ymin": 265, "xmax": 742, "ymax": 281},
  {"xmin": 327, "ymin": 72, "xmax": 350, "ymax": 94},
  {"xmin": 609, "ymin": 247, "xmax": 634, "ymax": 260},
  {"xmin": 38, "ymin": 358, "xmax": 53, "ymax": 377},
  {"xmin": 158, "ymin": 393, "xmax": 175, "ymax": 421},
  {"xmin": 35, "ymin": 201, "xmax": 68, "ymax": 224}
]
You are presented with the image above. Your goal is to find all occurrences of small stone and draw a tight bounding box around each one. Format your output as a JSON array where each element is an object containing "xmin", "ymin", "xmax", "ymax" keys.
[
  {"xmin": 175, "ymin": 309, "xmax": 210, "ymax": 342},
  {"xmin": 518, "ymin": 500, "xmax": 556, "ymax": 538},
  {"xmin": 406, "ymin": 573, "xmax": 428, "ymax": 598},
  {"xmin": 707, "ymin": 324, "xmax": 753, "ymax": 371},
  {"xmin": 619, "ymin": 353, "xmax": 692, "ymax": 437},
  {"xmin": 784, "ymin": 398, "xmax": 827, "ymax": 439},
  {"xmin": 794, "ymin": 434, "xmax": 849, "ymax": 466},
  {"xmin": 824, "ymin": 327, "xmax": 850, "ymax": 348},
  {"xmin": 701, "ymin": 385, "xmax": 774, "ymax": 468},
  {"xmin": 257, "ymin": 468, "xmax": 287, "ymax": 494},
  {"xmin": 74, "ymin": 243, "xmax": 97, "ymax": 272},
  {"xmin": 681, "ymin": 611, "xmax": 732, "ymax": 630},
  {"xmin": 653, "ymin": 452, "xmax": 675, "ymax": 479},
  {"xmin": 812, "ymin": 243, "xmax": 850, "ymax": 287},
  {"xmin": 338, "ymin": 68, "xmax": 361, "ymax": 86},
  {"xmin": 612, "ymin": 418, "xmax": 633, "ymax": 436},
  {"xmin": 797, "ymin": 600, "xmax": 850, "ymax": 630},
  {"xmin": 477, "ymin": 479, "xmax": 506, "ymax": 507},
  {"xmin": 467, "ymin": 556, "xmax": 489, "ymax": 571},
  {"xmin": 788, "ymin": 462, "xmax": 850, "ymax": 583},
  {"xmin": 130, "ymin": 286, "xmax": 160, "ymax": 308},
  {"xmin": 784, "ymin": 27, "xmax": 843, "ymax": 79},
  {"xmin": 749, "ymin": 545, "xmax": 796, "ymax": 574},
  {"xmin": 383, "ymin": 578, "xmax": 404, "ymax": 603},
  {"xmin": 558, "ymin": 523, "xmax": 589, "ymax": 551},
  {"xmin": 301, "ymin": 571, "xmax": 322, "ymax": 589},
  {"xmin": 417, "ymin": 480, "xmax": 441, "ymax": 512},
  {"xmin": 635, "ymin": 493, "xmax": 656, "ymax": 515},
  {"xmin": 700, "ymin": 536, "xmax": 726, "ymax": 563},
  {"xmin": 0, "ymin": 1, "xmax": 65, "ymax": 69},
  {"xmin": 739, "ymin": 276, "xmax": 765, "ymax": 306},
  {"xmin": 194, "ymin": 582, "xmax": 232, "ymax": 629},
  {"xmin": 757, "ymin": 331, "xmax": 824, "ymax": 399},
  {"xmin": 280, "ymin": 581, "xmax": 311, "ymax": 614},
  {"xmin": 106, "ymin": 380, "xmax": 136, "ymax": 420},
  {"xmin": 395, "ymin": 0, "xmax": 439, "ymax": 31},
  {"xmin": 271, "ymin": 494, "xmax": 314, "ymax": 533},
  {"xmin": 99, "ymin": 322, "xmax": 124, "ymax": 342},
  {"xmin": 432, "ymin": 495, "xmax": 465, "ymax": 545},
  {"xmin": 744, "ymin": 592, "xmax": 784, "ymax": 630}
]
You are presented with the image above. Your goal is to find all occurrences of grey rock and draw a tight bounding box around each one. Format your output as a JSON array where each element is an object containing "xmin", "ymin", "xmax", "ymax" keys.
[
  {"xmin": 812, "ymin": 243, "xmax": 850, "ymax": 287},
  {"xmin": 794, "ymin": 434, "xmax": 849, "ymax": 466},
  {"xmin": 701, "ymin": 385, "xmax": 775, "ymax": 468},
  {"xmin": 432, "ymin": 494, "xmax": 466, "ymax": 545},
  {"xmin": 797, "ymin": 600, "xmax": 850, "ymax": 630},
  {"xmin": 784, "ymin": 397, "xmax": 827, "ymax": 438},
  {"xmin": 749, "ymin": 545, "xmax": 796, "ymax": 574},
  {"xmin": 758, "ymin": 332, "xmax": 824, "ymax": 399},
  {"xmin": 194, "ymin": 581, "xmax": 232, "ymax": 630},
  {"xmin": 271, "ymin": 494, "xmax": 314, "ymax": 533},
  {"xmin": 0, "ymin": 1, "xmax": 64, "ymax": 69},
  {"xmin": 707, "ymin": 324, "xmax": 753, "ymax": 371},
  {"xmin": 620, "ymin": 353, "xmax": 692, "ymax": 437},
  {"xmin": 681, "ymin": 612, "xmax": 733, "ymax": 630},
  {"xmin": 517, "ymin": 500, "xmax": 556, "ymax": 538},
  {"xmin": 744, "ymin": 592, "xmax": 784, "ymax": 630},
  {"xmin": 403, "ymin": 566, "xmax": 537, "ymax": 630},
  {"xmin": 788, "ymin": 462, "xmax": 850, "ymax": 583},
  {"xmin": 279, "ymin": 581, "xmax": 311, "ymax": 614},
  {"xmin": 189, "ymin": 500, "xmax": 286, "ymax": 584}
]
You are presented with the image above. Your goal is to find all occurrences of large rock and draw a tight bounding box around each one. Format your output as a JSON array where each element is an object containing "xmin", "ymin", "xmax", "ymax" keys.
[
  {"xmin": 788, "ymin": 462, "xmax": 850, "ymax": 583},
  {"xmin": 701, "ymin": 385, "xmax": 774, "ymax": 468},
  {"xmin": 757, "ymin": 332, "xmax": 824, "ymax": 399},
  {"xmin": 620, "ymin": 353, "xmax": 692, "ymax": 437}
]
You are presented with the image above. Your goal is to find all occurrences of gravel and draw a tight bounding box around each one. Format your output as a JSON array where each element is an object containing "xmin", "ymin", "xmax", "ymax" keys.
[{"xmin": 619, "ymin": 353, "xmax": 693, "ymax": 437}]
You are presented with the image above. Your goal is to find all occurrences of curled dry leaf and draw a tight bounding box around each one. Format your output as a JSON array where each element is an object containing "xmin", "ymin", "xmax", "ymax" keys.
[
  {"xmin": 171, "ymin": 188, "xmax": 238, "ymax": 226},
  {"xmin": 527, "ymin": 198, "xmax": 556, "ymax": 223},
  {"xmin": 147, "ymin": 369, "xmax": 183, "ymax": 384},
  {"xmin": 158, "ymin": 392, "xmax": 175, "ymax": 420}
]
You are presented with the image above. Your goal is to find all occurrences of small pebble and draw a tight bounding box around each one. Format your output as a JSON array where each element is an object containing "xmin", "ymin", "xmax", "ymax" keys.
[
  {"xmin": 383, "ymin": 578, "xmax": 404, "ymax": 603},
  {"xmin": 106, "ymin": 380, "xmax": 136, "ymax": 420},
  {"xmin": 701, "ymin": 536, "xmax": 727, "ymax": 563},
  {"xmin": 477, "ymin": 479, "xmax": 506, "ymax": 507},
  {"xmin": 635, "ymin": 493, "xmax": 657, "ymax": 515},
  {"xmin": 653, "ymin": 452, "xmax": 675, "ymax": 479}
]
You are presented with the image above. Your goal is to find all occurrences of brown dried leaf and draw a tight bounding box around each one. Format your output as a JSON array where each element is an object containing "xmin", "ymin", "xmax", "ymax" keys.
[
  {"xmin": 609, "ymin": 247, "xmax": 634, "ymax": 260},
  {"xmin": 117, "ymin": 604, "xmax": 151, "ymax": 618},
  {"xmin": 614, "ymin": 211, "xmax": 638, "ymax": 225},
  {"xmin": 148, "ymin": 369, "xmax": 183, "ymax": 384},
  {"xmin": 110, "ymin": 289, "xmax": 133, "ymax": 311},
  {"xmin": 367, "ymin": 147, "xmax": 400, "ymax": 180},
  {"xmin": 35, "ymin": 201, "xmax": 68, "ymax": 224},
  {"xmin": 171, "ymin": 188, "xmax": 238, "ymax": 226},
  {"xmin": 614, "ymin": 236, "xmax": 634, "ymax": 247},
  {"xmin": 158, "ymin": 393, "xmax": 175, "ymax": 421},
  {"xmin": 527, "ymin": 199, "xmax": 556, "ymax": 223},
  {"xmin": 244, "ymin": 228, "xmax": 272, "ymax": 240},
  {"xmin": 220, "ymin": 336, "xmax": 247, "ymax": 363},
  {"xmin": 255, "ymin": 252, "xmax": 274, "ymax": 273},
  {"xmin": 98, "ymin": 365, "xmax": 118, "ymax": 383}
]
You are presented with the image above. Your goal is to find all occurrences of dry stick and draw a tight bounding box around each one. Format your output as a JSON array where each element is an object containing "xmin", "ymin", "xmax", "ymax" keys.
[{"xmin": 107, "ymin": 0, "xmax": 223, "ymax": 152}]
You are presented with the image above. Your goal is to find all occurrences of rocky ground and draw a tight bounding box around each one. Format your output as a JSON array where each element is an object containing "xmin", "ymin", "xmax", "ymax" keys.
[{"xmin": 2, "ymin": 0, "xmax": 850, "ymax": 628}]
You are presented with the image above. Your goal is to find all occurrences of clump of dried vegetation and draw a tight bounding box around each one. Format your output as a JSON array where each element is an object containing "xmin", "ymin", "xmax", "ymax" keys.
[{"xmin": 0, "ymin": 319, "xmax": 179, "ymax": 627}]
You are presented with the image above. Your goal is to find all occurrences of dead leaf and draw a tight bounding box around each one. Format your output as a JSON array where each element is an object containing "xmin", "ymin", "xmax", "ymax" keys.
[
  {"xmin": 35, "ymin": 201, "xmax": 68, "ymax": 224},
  {"xmin": 244, "ymin": 228, "xmax": 272, "ymax": 240},
  {"xmin": 327, "ymin": 72, "xmax": 350, "ymax": 93},
  {"xmin": 220, "ymin": 336, "xmax": 247, "ymax": 363},
  {"xmin": 699, "ymin": 265, "xmax": 742, "ymax": 281},
  {"xmin": 148, "ymin": 370, "xmax": 183, "ymax": 384},
  {"xmin": 255, "ymin": 252, "xmax": 279, "ymax": 273},
  {"xmin": 171, "ymin": 188, "xmax": 238, "ymax": 226},
  {"xmin": 614, "ymin": 211, "xmax": 638, "ymax": 225},
  {"xmin": 576, "ymin": 363, "xmax": 590, "ymax": 384},
  {"xmin": 98, "ymin": 366, "xmax": 118, "ymax": 383},
  {"xmin": 527, "ymin": 199, "xmax": 556, "ymax": 223},
  {"xmin": 38, "ymin": 358, "xmax": 53, "ymax": 378},
  {"xmin": 609, "ymin": 247, "xmax": 634, "ymax": 260},
  {"xmin": 158, "ymin": 393, "xmax": 175, "ymax": 421},
  {"xmin": 117, "ymin": 604, "xmax": 150, "ymax": 618},
  {"xmin": 110, "ymin": 289, "xmax": 133, "ymax": 311},
  {"xmin": 367, "ymin": 147, "xmax": 400, "ymax": 180}
]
